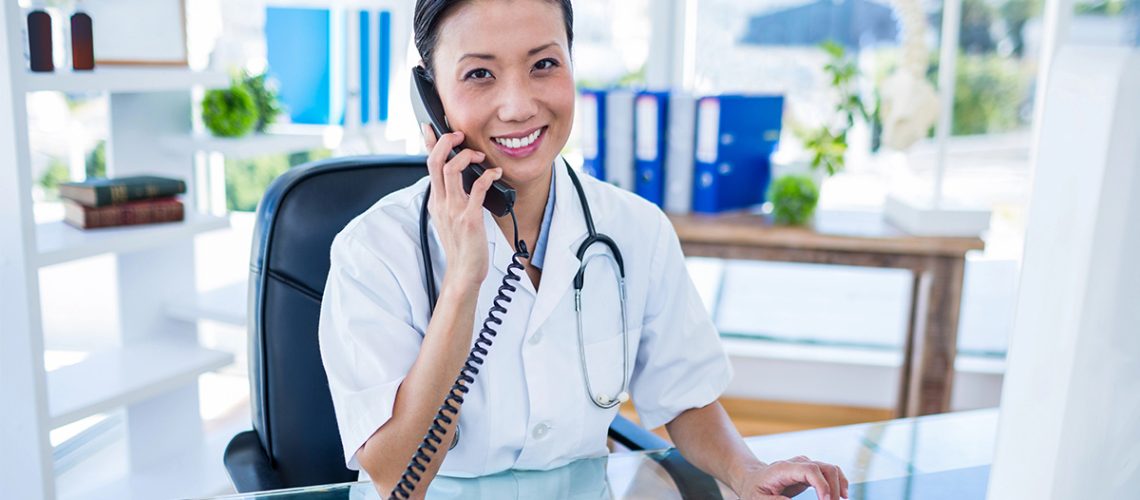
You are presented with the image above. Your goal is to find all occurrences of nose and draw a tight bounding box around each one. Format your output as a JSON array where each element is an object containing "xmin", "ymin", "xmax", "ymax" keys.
[{"xmin": 495, "ymin": 74, "xmax": 538, "ymax": 123}]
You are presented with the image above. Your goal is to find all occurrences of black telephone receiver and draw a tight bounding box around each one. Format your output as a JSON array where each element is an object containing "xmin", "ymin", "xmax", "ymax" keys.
[{"xmin": 411, "ymin": 66, "xmax": 516, "ymax": 217}]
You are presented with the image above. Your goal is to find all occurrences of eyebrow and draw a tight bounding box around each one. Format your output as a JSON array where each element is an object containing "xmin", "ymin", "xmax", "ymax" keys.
[{"xmin": 458, "ymin": 42, "xmax": 560, "ymax": 62}]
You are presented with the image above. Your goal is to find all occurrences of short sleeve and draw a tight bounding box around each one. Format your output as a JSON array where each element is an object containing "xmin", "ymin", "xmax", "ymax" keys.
[
  {"xmin": 628, "ymin": 212, "xmax": 733, "ymax": 430},
  {"xmin": 318, "ymin": 232, "xmax": 424, "ymax": 470}
]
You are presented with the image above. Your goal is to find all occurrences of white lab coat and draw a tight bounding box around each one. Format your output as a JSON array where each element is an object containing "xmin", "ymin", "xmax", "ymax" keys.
[{"xmin": 318, "ymin": 162, "xmax": 732, "ymax": 478}]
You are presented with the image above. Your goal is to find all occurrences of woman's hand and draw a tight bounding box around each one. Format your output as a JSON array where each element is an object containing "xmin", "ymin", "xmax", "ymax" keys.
[
  {"xmin": 731, "ymin": 456, "xmax": 849, "ymax": 500},
  {"xmin": 423, "ymin": 125, "xmax": 502, "ymax": 292}
]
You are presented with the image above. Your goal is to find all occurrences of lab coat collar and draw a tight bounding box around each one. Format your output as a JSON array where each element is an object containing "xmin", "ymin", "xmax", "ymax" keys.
[
  {"xmin": 483, "ymin": 160, "xmax": 590, "ymax": 334},
  {"xmin": 523, "ymin": 160, "xmax": 591, "ymax": 337}
]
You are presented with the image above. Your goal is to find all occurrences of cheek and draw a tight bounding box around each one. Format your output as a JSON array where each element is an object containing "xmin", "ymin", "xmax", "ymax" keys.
[{"xmin": 546, "ymin": 79, "xmax": 577, "ymax": 132}]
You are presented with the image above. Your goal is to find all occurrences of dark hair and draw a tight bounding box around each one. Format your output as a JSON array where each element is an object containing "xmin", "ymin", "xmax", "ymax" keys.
[{"xmin": 413, "ymin": 0, "xmax": 574, "ymax": 79}]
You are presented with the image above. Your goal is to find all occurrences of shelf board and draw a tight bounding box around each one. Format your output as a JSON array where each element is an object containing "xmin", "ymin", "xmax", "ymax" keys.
[
  {"xmin": 56, "ymin": 409, "xmax": 246, "ymax": 500},
  {"xmin": 47, "ymin": 339, "xmax": 233, "ymax": 429},
  {"xmin": 162, "ymin": 127, "xmax": 338, "ymax": 158},
  {"xmin": 18, "ymin": 67, "xmax": 228, "ymax": 94},
  {"xmin": 166, "ymin": 282, "xmax": 248, "ymax": 327},
  {"xmin": 36, "ymin": 213, "xmax": 230, "ymax": 268}
]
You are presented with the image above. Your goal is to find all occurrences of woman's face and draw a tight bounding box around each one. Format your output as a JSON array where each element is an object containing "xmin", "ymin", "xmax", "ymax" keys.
[{"xmin": 430, "ymin": 0, "xmax": 575, "ymax": 187}]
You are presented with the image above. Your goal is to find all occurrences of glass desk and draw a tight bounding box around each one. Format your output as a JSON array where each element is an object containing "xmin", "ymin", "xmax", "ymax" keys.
[{"xmin": 204, "ymin": 409, "xmax": 998, "ymax": 500}]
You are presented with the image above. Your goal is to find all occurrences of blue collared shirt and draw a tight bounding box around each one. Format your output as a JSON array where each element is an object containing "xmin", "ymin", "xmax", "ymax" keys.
[{"xmin": 530, "ymin": 166, "xmax": 556, "ymax": 270}]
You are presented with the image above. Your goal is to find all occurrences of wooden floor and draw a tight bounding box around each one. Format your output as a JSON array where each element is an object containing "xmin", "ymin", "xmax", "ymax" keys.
[{"xmin": 618, "ymin": 397, "xmax": 893, "ymax": 443}]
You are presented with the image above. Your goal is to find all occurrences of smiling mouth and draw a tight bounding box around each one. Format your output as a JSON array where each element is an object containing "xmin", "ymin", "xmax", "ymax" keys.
[{"xmin": 492, "ymin": 127, "xmax": 545, "ymax": 149}]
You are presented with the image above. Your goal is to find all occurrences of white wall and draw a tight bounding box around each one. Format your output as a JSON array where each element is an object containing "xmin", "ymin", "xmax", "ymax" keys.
[{"xmin": 988, "ymin": 45, "xmax": 1140, "ymax": 499}]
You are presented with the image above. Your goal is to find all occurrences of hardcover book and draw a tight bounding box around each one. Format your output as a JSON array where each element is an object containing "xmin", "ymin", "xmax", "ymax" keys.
[
  {"xmin": 59, "ymin": 175, "xmax": 187, "ymax": 207},
  {"xmin": 63, "ymin": 197, "xmax": 185, "ymax": 229}
]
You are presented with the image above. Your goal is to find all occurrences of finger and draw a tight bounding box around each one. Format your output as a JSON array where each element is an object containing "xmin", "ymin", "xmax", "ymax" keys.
[
  {"xmin": 837, "ymin": 466, "xmax": 849, "ymax": 498},
  {"xmin": 466, "ymin": 166, "xmax": 503, "ymax": 212},
  {"xmin": 821, "ymin": 464, "xmax": 842, "ymax": 500},
  {"xmin": 422, "ymin": 123, "xmax": 439, "ymax": 150},
  {"xmin": 426, "ymin": 130, "xmax": 462, "ymax": 202},
  {"xmin": 795, "ymin": 463, "xmax": 831, "ymax": 500},
  {"xmin": 442, "ymin": 147, "xmax": 485, "ymax": 203}
]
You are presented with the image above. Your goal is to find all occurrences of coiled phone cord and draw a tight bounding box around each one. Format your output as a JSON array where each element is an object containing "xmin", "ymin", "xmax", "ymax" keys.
[{"xmin": 391, "ymin": 188, "xmax": 529, "ymax": 500}]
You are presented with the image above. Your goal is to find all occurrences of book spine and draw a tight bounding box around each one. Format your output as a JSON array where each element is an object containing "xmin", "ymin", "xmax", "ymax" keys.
[
  {"xmin": 71, "ymin": 200, "xmax": 185, "ymax": 229},
  {"xmin": 93, "ymin": 180, "xmax": 187, "ymax": 206}
]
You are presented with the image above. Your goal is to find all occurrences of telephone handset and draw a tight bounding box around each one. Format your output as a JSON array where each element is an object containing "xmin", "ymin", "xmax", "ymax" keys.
[
  {"xmin": 410, "ymin": 66, "xmax": 516, "ymax": 217},
  {"xmin": 392, "ymin": 68, "xmax": 530, "ymax": 500}
]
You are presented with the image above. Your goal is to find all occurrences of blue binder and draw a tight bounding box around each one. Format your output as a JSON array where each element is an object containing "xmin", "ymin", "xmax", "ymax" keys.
[
  {"xmin": 692, "ymin": 95, "xmax": 784, "ymax": 214},
  {"xmin": 634, "ymin": 91, "xmax": 669, "ymax": 206},
  {"xmin": 358, "ymin": 10, "xmax": 392, "ymax": 123},
  {"xmin": 578, "ymin": 89, "xmax": 607, "ymax": 180},
  {"xmin": 664, "ymin": 93, "xmax": 697, "ymax": 214},
  {"xmin": 266, "ymin": 8, "xmax": 347, "ymax": 125}
]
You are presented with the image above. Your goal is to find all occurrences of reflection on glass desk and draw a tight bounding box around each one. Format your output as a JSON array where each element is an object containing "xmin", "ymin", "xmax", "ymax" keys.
[{"xmin": 205, "ymin": 409, "xmax": 998, "ymax": 500}]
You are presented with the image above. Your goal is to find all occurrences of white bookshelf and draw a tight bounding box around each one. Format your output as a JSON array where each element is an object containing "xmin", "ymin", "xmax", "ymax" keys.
[
  {"xmin": 166, "ymin": 281, "xmax": 248, "ymax": 327},
  {"xmin": 36, "ymin": 214, "xmax": 230, "ymax": 268},
  {"xmin": 162, "ymin": 127, "xmax": 338, "ymax": 159},
  {"xmin": 55, "ymin": 410, "xmax": 246, "ymax": 500},
  {"xmin": 0, "ymin": 2, "xmax": 237, "ymax": 499},
  {"xmin": 17, "ymin": 67, "xmax": 228, "ymax": 94},
  {"xmin": 48, "ymin": 339, "xmax": 233, "ymax": 429}
]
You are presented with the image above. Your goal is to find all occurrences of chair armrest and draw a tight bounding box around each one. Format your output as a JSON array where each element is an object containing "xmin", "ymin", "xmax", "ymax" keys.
[
  {"xmin": 608, "ymin": 414, "xmax": 669, "ymax": 451},
  {"xmin": 224, "ymin": 430, "xmax": 287, "ymax": 493},
  {"xmin": 606, "ymin": 416, "xmax": 724, "ymax": 499}
]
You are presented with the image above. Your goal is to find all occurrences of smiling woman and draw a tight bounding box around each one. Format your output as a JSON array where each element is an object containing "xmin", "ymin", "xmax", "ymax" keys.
[{"xmin": 317, "ymin": 1, "xmax": 850, "ymax": 499}]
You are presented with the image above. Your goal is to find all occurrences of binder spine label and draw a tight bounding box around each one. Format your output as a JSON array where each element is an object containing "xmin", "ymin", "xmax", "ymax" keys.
[
  {"xmin": 696, "ymin": 98, "xmax": 720, "ymax": 164},
  {"xmin": 635, "ymin": 95, "xmax": 658, "ymax": 161},
  {"xmin": 580, "ymin": 93, "xmax": 599, "ymax": 159}
]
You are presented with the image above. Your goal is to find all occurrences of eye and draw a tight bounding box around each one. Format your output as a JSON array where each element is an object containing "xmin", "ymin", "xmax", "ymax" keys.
[
  {"xmin": 533, "ymin": 58, "xmax": 559, "ymax": 71},
  {"xmin": 464, "ymin": 68, "xmax": 493, "ymax": 80}
]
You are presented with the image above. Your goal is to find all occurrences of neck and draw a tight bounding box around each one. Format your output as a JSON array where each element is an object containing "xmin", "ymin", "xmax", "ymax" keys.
[{"xmin": 494, "ymin": 163, "xmax": 553, "ymax": 251}]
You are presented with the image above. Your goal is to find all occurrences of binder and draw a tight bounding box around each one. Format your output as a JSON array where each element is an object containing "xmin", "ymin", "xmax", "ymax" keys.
[
  {"xmin": 266, "ymin": 7, "xmax": 347, "ymax": 125},
  {"xmin": 578, "ymin": 89, "xmax": 606, "ymax": 180},
  {"xmin": 603, "ymin": 89, "xmax": 635, "ymax": 191},
  {"xmin": 664, "ymin": 93, "xmax": 697, "ymax": 214},
  {"xmin": 692, "ymin": 94, "xmax": 784, "ymax": 213},
  {"xmin": 634, "ymin": 91, "xmax": 670, "ymax": 206},
  {"xmin": 358, "ymin": 10, "xmax": 392, "ymax": 124}
]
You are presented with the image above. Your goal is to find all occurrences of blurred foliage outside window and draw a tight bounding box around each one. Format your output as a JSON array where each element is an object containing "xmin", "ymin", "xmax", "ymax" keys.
[
  {"xmin": 225, "ymin": 149, "xmax": 332, "ymax": 212},
  {"xmin": 939, "ymin": 0, "xmax": 1040, "ymax": 136}
]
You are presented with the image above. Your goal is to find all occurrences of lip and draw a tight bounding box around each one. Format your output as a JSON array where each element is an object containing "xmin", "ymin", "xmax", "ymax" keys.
[
  {"xmin": 491, "ymin": 126, "xmax": 547, "ymax": 159},
  {"xmin": 492, "ymin": 126, "xmax": 544, "ymax": 139}
]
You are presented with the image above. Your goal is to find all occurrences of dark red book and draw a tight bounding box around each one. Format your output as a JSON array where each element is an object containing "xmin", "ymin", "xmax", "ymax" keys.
[{"xmin": 63, "ymin": 197, "xmax": 184, "ymax": 229}]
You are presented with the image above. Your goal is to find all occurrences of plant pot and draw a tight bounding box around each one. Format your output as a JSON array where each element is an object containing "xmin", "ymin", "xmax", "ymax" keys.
[{"xmin": 767, "ymin": 174, "xmax": 821, "ymax": 226}]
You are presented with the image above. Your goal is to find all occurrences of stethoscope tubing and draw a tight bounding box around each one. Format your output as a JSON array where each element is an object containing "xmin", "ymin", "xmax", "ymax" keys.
[{"xmin": 421, "ymin": 159, "xmax": 631, "ymax": 411}]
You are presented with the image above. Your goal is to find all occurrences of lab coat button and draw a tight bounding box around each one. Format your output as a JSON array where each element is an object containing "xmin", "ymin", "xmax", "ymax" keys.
[
  {"xmin": 528, "ymin": 331, "xmax": 542, "ymax": 345},
  {"xmin": 532, "ymin": 422, "xmax": 551, "ymax": 439}
]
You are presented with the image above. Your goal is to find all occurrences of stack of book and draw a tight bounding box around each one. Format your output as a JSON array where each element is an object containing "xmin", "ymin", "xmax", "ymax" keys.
[{"xmin": 60, "ymin": 175, "xmax": 187, "ymax": 230}]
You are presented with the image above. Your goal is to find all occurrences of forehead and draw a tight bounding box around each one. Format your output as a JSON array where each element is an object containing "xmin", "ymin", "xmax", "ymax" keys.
[{"xmin": 434, "ymin": 0, "xmax": 567, "ymax": 60}]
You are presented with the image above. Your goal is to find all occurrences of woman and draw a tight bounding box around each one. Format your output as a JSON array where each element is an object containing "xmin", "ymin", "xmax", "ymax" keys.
[{"xmin": 319, "ymin": 1, "xmax": 849, "ymax": 498}]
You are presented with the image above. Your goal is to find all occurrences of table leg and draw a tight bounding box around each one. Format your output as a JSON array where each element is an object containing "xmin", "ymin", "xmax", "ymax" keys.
[{"xmin": 898, "ymin": 257, "xmax": 967, "ymax": 417}]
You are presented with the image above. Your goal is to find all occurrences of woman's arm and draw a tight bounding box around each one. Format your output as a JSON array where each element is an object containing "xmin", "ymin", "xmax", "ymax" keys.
[
  {"xmin": 357, "ymin": 128, "xmax": 502, "ymax": 498},
  {"xmin": 666, "ymin": 402, "xmax": 849, "ymax": 500},
  {"xmin": 356, "ymin": 280, "xmax": 478, "ymax": 497}
]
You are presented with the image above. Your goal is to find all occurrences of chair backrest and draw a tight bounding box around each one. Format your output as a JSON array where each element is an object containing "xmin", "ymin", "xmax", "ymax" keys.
[{"xmin": 247, "ymin": 155, "xmax": 427, "ymax": 488}]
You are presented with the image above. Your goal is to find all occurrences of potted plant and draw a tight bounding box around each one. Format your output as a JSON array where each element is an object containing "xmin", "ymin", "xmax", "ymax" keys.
[{"xmin": 769, "ymin": 41, "xmax": 871, "ymax": 226}]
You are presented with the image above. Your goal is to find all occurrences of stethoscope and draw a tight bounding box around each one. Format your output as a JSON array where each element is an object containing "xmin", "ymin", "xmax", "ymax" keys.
[{"xmin": 419, "ymin": 159, "xmax": 631, "ymax": 410}]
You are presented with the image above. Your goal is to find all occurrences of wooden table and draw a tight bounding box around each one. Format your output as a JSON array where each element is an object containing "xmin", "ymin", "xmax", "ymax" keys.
[{"xmin": 669, "ymin": 210, "xmax": 986, "ymax": 417}]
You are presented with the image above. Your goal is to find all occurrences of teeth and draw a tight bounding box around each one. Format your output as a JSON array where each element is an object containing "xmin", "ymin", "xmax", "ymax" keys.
[{"xmin": 495, "ymin": 128, "xmax": 542, "ymax": 149}]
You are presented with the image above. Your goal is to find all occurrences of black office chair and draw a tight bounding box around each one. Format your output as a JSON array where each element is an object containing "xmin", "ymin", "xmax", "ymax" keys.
[{"xmin": 222, "ymin": 155, "xmax": 672, "ymax": 493}]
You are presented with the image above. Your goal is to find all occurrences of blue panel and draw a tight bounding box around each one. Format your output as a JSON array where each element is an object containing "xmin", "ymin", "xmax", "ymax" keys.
[
  {"xmin": 692, "ymin": 94, "xmax": 784, "ymax": 213},
  {"xmin": 359, "ymin": 10, "xmax": 370, "ymax": 124},
  {"xmin": 378, "ymin": 10, "xmax": 391, "ymax": 121},
  {"xmin": 634, "ymin": 90, "xmax": 670, "ymax": 206},
  {"xmin": 266, "ymin": 8, "xmax": 332, "ymax": 124},
  {"xmin": 579, "ymin": 88, "xmax": 607, "ymax": 180}
]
